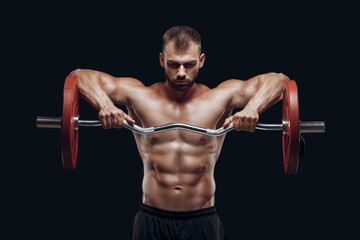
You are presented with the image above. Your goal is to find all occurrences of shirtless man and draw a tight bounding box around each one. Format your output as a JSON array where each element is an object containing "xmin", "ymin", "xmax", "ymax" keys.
[{"xmin": 70, "ymin": 26, "xmax": 288, "ymax": 240}]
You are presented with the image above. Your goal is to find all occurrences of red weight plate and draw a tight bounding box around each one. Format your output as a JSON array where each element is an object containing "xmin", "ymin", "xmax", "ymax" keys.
[
  {"xmin": 282, "ymin": 80, "xmax": 300, "ymax": 175},
  {"xmin": 61, "ymin": 76, "xmax": 79, "ymax": 170}
]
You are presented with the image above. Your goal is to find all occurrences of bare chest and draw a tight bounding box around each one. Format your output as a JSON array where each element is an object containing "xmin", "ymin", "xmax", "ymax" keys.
[{"xmin": 128, "ymin": 96, "xmax": 230, "ymax": 144}]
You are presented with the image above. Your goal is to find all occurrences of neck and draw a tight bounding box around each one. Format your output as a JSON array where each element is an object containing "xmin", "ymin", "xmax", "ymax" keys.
[{"xmin": 163, "ymin": 81, "xmax": 197, "ymax": 103}]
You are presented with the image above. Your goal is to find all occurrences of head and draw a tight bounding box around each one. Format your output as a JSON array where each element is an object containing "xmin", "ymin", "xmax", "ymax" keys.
[{"xmin": 160, "ymin": 26, "xmax": 205, "ymax": 91}]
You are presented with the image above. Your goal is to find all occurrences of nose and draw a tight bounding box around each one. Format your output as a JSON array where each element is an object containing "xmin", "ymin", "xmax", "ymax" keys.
[{"xmin": 177, "ymin": 65, "xmax": 186, "ymax": 79}]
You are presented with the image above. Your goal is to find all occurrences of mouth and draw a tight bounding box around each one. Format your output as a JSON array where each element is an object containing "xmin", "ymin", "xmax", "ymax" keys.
[
  {"xmin": 169, "ymin": 78, "xmax": 193, "ymax": 89},
  {"xmin": 174, "ymin": 81, "xmax": 190, "ymax": 86},
  {"xmin": 174, "ymin": 78, "xmax": 190, "ymax": 83}
]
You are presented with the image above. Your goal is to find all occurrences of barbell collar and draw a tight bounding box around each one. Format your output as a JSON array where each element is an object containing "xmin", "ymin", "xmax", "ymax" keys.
[
  {"xmin": 36, "ymin": 116, "xmax": 62, "ymax": 129},
  {"xmin": 300, "ymin": 121, "xmax": 325, "ymax": 133}
]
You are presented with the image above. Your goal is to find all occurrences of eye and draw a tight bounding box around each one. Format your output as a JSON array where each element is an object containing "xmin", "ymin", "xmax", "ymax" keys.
[
  {"xmin": 167, "ymin": 62, "xmax": 179, "ymax": 68},
  {"xmin": 184, "ymin": 62, "xmax": 196, "ymax": 68}
]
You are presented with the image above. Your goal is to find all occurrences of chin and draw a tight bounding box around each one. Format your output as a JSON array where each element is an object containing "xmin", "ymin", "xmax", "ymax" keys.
[
  {"xmin": 175, "ymin": 85, "xmax": 191, "ymax": 91},
  {"xmin": 171, "ymin": 81, "xmax": 194, "ymax": 91}
]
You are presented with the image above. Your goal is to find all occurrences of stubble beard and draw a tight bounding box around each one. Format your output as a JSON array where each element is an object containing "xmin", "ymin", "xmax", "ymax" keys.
[{"xmin": 165, "ymin": 72, "xmax": 198, "ymax": 92}]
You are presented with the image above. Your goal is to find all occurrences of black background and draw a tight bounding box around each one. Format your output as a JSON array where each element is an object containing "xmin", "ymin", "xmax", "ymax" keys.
[{"xmin": 3, "ymin": 2, "xmax": 358, "ymax": 239}]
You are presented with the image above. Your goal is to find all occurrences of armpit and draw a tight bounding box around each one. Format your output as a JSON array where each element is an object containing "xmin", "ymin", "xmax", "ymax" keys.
[
  {"xmin": 126, "ymin": 105, "xmax": 142, "ymax": 127},
  {"xmin": 216, "ymin": 108, "xmax": 233, "ymax": 129}
]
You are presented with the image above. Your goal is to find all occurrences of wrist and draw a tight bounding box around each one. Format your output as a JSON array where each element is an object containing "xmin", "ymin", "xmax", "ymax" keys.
[
  {"xmin": 243, "ymin": 102, "xmax": 260, "ymax": 114},
  {"xmin": 98, "ymin": 95, "xmax": 115, "ymax": 111}
]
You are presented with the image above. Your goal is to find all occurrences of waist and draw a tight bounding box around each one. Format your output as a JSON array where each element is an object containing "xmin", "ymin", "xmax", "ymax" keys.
[
  {"xmin": 142, "ymin": 173, "xmax": 216, "ymax": 211},
  {"xmin": 139, "ymin": 203, "xmax": 217, "ymax": 220}
]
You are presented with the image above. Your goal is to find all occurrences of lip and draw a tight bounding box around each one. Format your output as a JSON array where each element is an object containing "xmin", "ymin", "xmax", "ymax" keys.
[{"xmin": 175, "ymin": 81, "xmax": 188, "ymax": 84}]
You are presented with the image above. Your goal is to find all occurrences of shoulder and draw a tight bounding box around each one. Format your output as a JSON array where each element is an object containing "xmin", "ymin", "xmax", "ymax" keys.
[
  {"xmin": 204, "ymin": 79, "xmax": 246, "ymax": 97},
  {"xmin": 216, "ymin": 79, "xmax": 246, "ymax": 89},
  {"xmin": 149, "ymin": 82, "xmax": 163, "ymax": 90},
  {"xmin": 200, "ymin": 79, "xmax": 255, "ymax": 109},
  {"xmin": 102, "ymin": 75, "xmax": 151, "ymax": 105},
  {"xmin": 109, "ymin": 76, "xmax": 146, "ymax": 88},
  {"xmin": 196, "ymin": 83, "xmax": 210, "ymax": 94},
  {"xmin": 215, "ymin": 78, "xmax": 259, "ymax": 97}
]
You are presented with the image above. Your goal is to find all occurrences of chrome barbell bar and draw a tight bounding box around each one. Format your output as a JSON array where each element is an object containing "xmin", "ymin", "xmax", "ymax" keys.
[{"xmin": 36, "ymin": 116, "xmax": 325, "ymax": 136}]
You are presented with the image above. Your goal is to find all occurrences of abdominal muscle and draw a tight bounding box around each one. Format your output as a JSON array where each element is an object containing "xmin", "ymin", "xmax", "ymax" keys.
[{"xmin": 137, "ymin": 131, "xmax": 220, "ymax": 212}]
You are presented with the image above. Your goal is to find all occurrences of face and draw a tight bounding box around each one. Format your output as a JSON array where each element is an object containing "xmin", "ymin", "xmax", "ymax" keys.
[{"xmin": 160, "ymin": 41, "xmax": 205, "ymax": 91}]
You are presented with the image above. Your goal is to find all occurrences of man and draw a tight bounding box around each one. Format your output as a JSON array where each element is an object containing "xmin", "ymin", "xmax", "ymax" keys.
[{"xmin": 70, "ymin": 26, "xmax": 288, "ymax": 240}]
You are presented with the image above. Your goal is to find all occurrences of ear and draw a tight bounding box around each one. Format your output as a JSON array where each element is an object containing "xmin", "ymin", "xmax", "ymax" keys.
[
  {"xmin": 199, "ymin": 53, "xmax": 205, "ymax": 68},
  {"xmin": 159, "ymin": 52, "xmax": 165, "ymax": 68}
]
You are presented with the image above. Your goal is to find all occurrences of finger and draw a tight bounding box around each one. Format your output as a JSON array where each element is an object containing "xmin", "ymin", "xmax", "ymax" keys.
[
  {"xmin": 104, "ymin": 114, "xmax": 111, "ymax": 129},
  {"xmin": 124, "ymin": 114, "xmax": 136, "ymax": 124},
  {"xmin": 99, "ymin": 112, "xmax": 108, "ymax": 129},
  {"xmin": 250, "ymin": 118, "xmax": 257, "ymax": 132},
  {"xmin": 99, "ymin": 114, "xmax": 105, "ymax": 129},
  {"xmin": 110, "ymin": 113, "xmax": 118, "ymax": 129},
  {"xmin": 223, "ymin": 117, "xmax": 233, "ymax": 127},
  {"xmin": 251, "ymin": 115, "xmax": 259, "ymax": 132},
  {"xmin": 248, "ymin": 117, "xmax": 256, "ymax": 132},
  {"xmin": 241, "ymin": 117, "xmax": 250, "ymax": 132},
  {"xmin": 239, "ymin": 117, "xmax": 247, "ymax": 131},
  {"xmin": 116, "ymin": 112, "xmax": 125, "ymax": 128},
  {"xmin": 248, "ymin": 120, "xmax": 255, "ymax": 132},
  {"xmin": 233, "ymin": 116, "xmax": 241, "ymax": 131},
  {"xmin": 116, "ymin": 114, "xmax": 123, "ymax": 128},
  {"xmin": 241, "ymin": 116, "xmax": 251, "ymax": 131}
]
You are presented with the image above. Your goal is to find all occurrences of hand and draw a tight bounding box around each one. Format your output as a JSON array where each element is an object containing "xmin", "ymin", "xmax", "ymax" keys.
[
  {"xmin": 99, "ymin": 104, "xmax": 135, "ymax": 129},
  {"xmin": 223, "ymin": 107, "xmax": 259, "ymax": 132}
]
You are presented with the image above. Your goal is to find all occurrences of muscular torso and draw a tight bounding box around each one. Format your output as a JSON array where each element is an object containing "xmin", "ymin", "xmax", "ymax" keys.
[{"xmin": 125, "ymin": 82, "xmax": 233, "ymax": 211}]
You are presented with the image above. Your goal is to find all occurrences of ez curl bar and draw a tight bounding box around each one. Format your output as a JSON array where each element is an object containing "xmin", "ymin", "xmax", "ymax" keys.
[{"xmin": 37, "ymin": 76, "xmax": 325, "ymax": 174}]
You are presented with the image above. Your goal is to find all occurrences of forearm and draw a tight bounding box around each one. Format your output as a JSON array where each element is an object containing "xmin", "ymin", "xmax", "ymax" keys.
[
  {"xmin": 245, "ymin": 73, "xmax": 288, "ymax": 114},
  {"xmin": 70, "ymin": 69, "xmax": 115, "ymax": 111}
]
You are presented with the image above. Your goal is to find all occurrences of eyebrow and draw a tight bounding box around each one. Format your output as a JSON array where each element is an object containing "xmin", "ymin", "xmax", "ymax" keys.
[{"xmin": 167, "ymin": 60, "xmax": 197, "ymax": 64}]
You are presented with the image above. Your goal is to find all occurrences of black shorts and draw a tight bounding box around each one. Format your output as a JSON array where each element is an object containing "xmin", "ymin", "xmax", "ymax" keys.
[{"xmin": 131, "ymin": 203, "xmax": 227, "ymax": 240}]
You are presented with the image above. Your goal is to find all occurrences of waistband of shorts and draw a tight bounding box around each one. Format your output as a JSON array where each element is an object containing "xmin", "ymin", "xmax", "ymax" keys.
[{"xmin": 139, "ymin": 203, "xmax": 217, "ymax": 220}]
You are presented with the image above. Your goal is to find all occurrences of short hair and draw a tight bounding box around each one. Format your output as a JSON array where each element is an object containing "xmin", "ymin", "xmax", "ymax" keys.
[{"xmin": 162, "ymin": 26, "xmax": 202, "ymax": 53}]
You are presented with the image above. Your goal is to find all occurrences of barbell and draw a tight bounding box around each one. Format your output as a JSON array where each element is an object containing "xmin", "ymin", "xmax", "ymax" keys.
[{"xmin": 37, "ymin": 76, "xmax": 325, "ymax": 174}]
